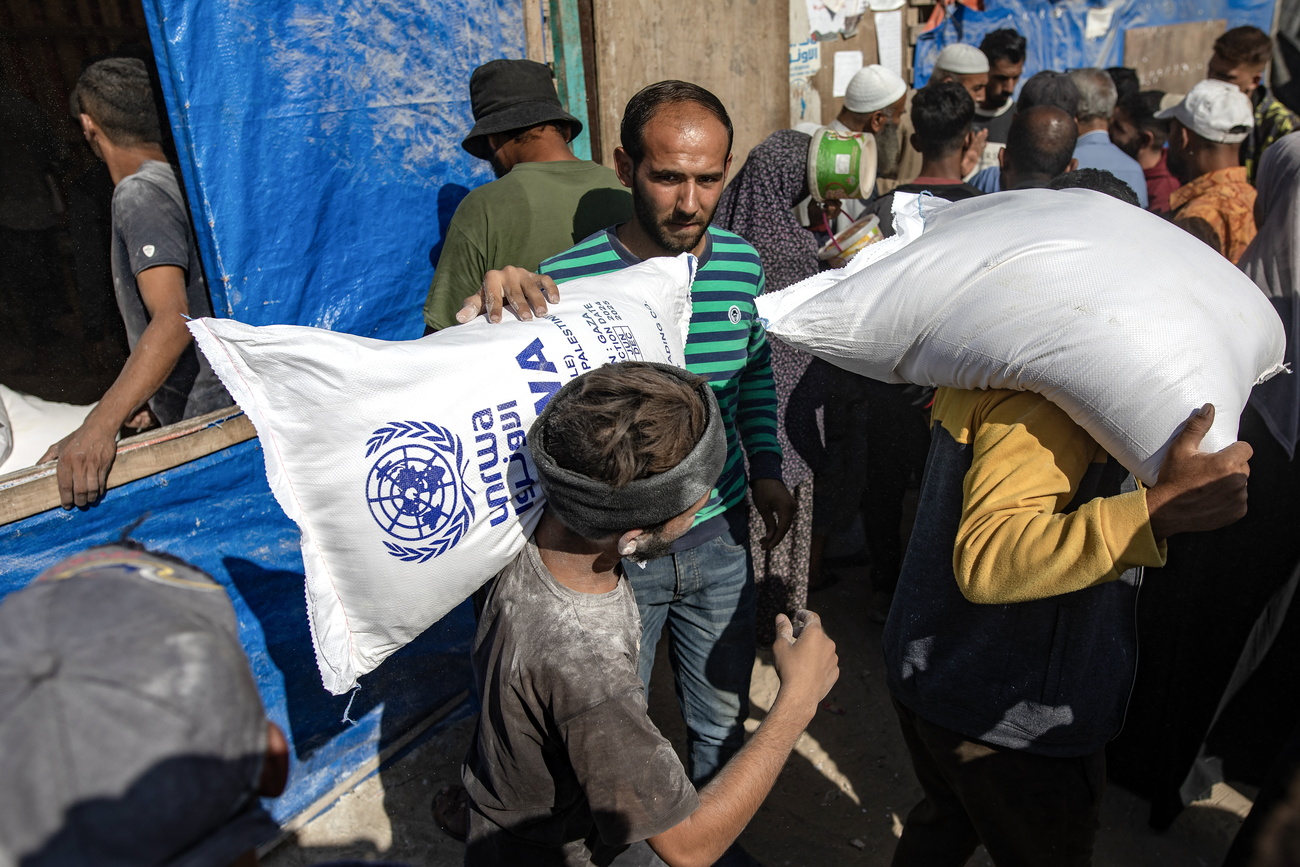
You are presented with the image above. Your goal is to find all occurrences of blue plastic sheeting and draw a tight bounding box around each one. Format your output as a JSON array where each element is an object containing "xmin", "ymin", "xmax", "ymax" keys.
[
  {"xmin": 0, "ymin": 439, "xmax": 475, "ymax": 824},
  {"xmin": 143, "ymin": 0, "xmax": 525, "ymax": 339},
  {"xmin": 915, "ymin": 0, "xmax": 1276, "ymax": 88}
]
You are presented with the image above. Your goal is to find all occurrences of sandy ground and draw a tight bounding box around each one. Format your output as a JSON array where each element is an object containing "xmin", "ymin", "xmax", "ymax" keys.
[{"xmin": 264, "ymin": 560, "xmax": 1252, "ymax": 867}]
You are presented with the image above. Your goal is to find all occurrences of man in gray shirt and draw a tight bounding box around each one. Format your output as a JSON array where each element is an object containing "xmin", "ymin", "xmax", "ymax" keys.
[
  {"xmin": 41, "ymin": 58, "xmax": 227, "ymax": 508},
  {"xmin": 464, "ymin": 362, "xmax": 839, "ymax": 866}
]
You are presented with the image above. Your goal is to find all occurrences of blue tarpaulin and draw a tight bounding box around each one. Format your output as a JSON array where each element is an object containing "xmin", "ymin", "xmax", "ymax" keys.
[
  {"xmin": 915, "ymin": 0, "xmax": 1276, "ymax": 87},
  {"xmin": 0, "ymin": 0, "xmax": 527, "ymax": 827},
  {"xmin": 146, "ymin": 0, "xmax": 526, "ymax": 338}
]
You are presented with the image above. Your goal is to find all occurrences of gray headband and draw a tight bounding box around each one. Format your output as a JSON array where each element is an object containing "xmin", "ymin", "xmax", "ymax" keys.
[{"xmin": 529, "ymin": 363, "xmax": 727, "ymax": 539}]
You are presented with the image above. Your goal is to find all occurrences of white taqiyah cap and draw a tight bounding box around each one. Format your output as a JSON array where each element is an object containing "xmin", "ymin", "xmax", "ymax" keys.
[
  {"xmin": 1155, "ymin": 79, "xmax": 1254, "ymax": 144},
  {"xmin": 844, "ymin": 64, "xmax": 908, "ymax": 114},
  {"xmin": 934, "ymin": 43, "xmax": 989, "ymax": 75}
]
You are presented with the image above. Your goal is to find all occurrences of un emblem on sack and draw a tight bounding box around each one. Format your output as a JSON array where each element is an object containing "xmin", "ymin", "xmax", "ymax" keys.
[{"xmin": 364, "ymin": 422, "xmax": 475, "ymax": 563}]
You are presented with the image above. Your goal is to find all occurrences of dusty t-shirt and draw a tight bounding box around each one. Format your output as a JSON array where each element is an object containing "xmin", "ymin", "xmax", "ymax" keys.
[
  {"xmin": 462, "ymin": 537, "xmax": 698, "ymax": 866},
  {"xmin": 111, "ymin": 160, "xmax": 228, "ymax": 425}
]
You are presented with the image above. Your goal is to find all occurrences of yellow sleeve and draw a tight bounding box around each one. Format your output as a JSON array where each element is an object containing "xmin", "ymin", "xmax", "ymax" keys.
[{"xmin": 953, "ymin": 391, "xmax": 1167, "ymax": 604}]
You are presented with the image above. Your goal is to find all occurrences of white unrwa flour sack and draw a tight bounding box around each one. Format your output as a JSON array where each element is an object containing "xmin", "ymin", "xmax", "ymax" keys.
[
  {"xmin": 757, "ymin": 189, "xmax": 1286, "ymax": 484},
  {"xmin": 191, "ymin": 255, "xmax": 695, "ymax": 694}
]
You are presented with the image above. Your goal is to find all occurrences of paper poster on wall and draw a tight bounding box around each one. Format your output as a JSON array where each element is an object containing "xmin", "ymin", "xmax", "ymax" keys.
[
  {"xmin": 790, "ymin": 39, "xmax": 823, "ymax": 126},
  {"xmin": 1085, "ymin": 6, "xmax": 1116, "ymax": 40},
  {"xmin": 874, "ymin": 9, "xmax": 904, "ymax": 77},
  {"xmin": 833, "ymin": 49, "xmax": 864, "ymax": 97},
  {"xmin": 807, "ymin": 0, "xmax": 869, "ymax": 41}
]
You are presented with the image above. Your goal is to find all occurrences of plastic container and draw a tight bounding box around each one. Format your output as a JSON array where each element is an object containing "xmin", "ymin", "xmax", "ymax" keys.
[
  {"xmin": 818, "ymin": 213, "xmax": 883, "ymax": 263},
  {"xmin": 806, "ymin": 128, "xmax": 878, "ymax": 202}
]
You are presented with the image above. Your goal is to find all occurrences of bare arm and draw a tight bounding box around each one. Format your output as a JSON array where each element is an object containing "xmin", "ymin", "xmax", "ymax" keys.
[
  {"xmin": 40, "ymin": 265, "xmax": 193, "ymax": 507},
  {"xmin": 647, "ymin": 611, "xmax": 839, "ymax": 867}
]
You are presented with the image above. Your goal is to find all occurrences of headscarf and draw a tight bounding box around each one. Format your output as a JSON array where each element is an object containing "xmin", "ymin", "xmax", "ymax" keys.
[
  {"xmin": 714, "ymin": 130, "xmax": 827, "ymax": 487},
  {"xmin": 714, "ymin": 130, "xmax": 820, "ymax": 292},
  {"xmin": 1240, "ymin": 133, "xmax": 1300, "ymax": 457}
]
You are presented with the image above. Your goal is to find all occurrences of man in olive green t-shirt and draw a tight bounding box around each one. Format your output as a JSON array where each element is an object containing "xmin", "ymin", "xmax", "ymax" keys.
[{"xmin": 422, "ymin": 60, "xmax": 630, "ymax": 332}]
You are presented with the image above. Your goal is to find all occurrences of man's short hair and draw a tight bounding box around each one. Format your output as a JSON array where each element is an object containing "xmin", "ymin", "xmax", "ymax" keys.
[
  {"xmin": 1005, "ymin": 105, "xmax": 1076, "ymax": 178},
  {"xmin": 1106, "ymin": 66, "xmax": 1141, "ymax": 102},
  {"xmin": 542, "ymin": 362, "xmax": 709, "ymax": 489},
  {"xmin": 1068, "ymin": 68, "xmax": 1118, "ymax": 123},
  {"xmin": 980, "ymin": 29, "xmax": 1027, "ymax": 66},
  {"xmin": 911, "ymin": 80, "xmax": 975, "ymax": 158},
  {"xmin": 1118, "ymin": 90, "xmax": 1172, "ymax": 148},
  {"xmin": 1018, "ymin": 70, "xmax": 1080, "ymax": 117},
  {"xmin": 1048, "ymin": 167, "xmax": 1140, "ymax": 207},
  {"xmin": 1213, "ymin": 26, "xmax": 1272, "ymax": 68},
  {"xmin": 72, "ymin": 57, "xmax": 163, "ymax": 147},
  {"xmin": 621, "ymin": 81, "xmax": 734, "ymax": 166}
]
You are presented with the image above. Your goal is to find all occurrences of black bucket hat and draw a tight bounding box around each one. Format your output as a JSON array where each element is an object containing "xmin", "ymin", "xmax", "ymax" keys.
[{"xmin": 461, "ymin": 59, "xmax": 582, "ymax": 160}]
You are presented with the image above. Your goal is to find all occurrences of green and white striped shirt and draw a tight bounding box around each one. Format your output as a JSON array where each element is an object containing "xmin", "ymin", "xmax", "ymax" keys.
[{"xmin": 540, "ymin": 227, "xmax": 783, "ymax": 529}]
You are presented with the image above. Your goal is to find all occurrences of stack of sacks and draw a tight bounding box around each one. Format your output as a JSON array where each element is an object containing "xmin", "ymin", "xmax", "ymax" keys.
[
  {"xmin": 756, "ymin": 189, "xmax": 1286, "ymax": 485},
  {"xmin": 191, "ymin": 255, "xmax": 696, "ymax": 694}
]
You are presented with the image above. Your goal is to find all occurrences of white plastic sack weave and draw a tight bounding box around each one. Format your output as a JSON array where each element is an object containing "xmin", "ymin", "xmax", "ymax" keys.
[
  {"xmin": 757, "ymin": 189, "xmax": 1286, "ymax": 484},
  {"xmin": 0, "ymin": 386, "xmax": 95, "ymax": 474},
  {"xmin": 191, "ymin": 255, "xmax": 695, "ymax": 694}
]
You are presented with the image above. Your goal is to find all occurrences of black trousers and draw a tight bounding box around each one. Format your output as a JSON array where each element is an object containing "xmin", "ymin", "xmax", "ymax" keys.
[{"xmin": 891, "ymin": 697, "xmax": 1105, "ymax": 867}]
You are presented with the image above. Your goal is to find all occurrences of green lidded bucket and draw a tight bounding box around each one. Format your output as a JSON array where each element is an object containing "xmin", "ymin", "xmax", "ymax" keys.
[{"xmin": 806, "ymin": 128, "xmax": 878, "ymax": 202}]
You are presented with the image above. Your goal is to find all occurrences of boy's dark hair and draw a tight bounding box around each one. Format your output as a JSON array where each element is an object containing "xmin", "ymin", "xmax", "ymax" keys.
[
  {"xmin": 1048, "ymin": 167, "xmax": 1140, "ymax": 207},
  {"xmin": 1005, "ymin": 105, "xmax": 1076, "ymax": 179},
  {"xmin": 979, "ymin": 29, "xmax": 1027, "ymax": 66},
  {"xmin": 1106, "ymin": 66, "xmax": 1141, "ymax": 102},
  {"xmin": 543, "ymin": 362, "xmax": 709, "ymax": 490},
  {"xmin": 1117, "ymin": 90, "xmax": 1172, "ymax": 148},
  {"xmin": 1214, "ymin": 26, "xmax": 1273, "ymax": 68},
  {"xmin": 1018, "ymin": 70, "xmax": 1080, "ymax": 117},
  {"xmin": 620, "ymin": 80, "xmax": 734, "ymax": 166},
  {"xmin": 72, "ymin": 57, "xmax": 163, "ymax": 147},
  {"xmin": 911, "ymin": 80, "xmax": 975, "ymax": 158}
]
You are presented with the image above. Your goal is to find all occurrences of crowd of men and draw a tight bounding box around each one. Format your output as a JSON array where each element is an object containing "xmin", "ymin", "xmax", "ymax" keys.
[{"xmin": 6, "ymin": 19, "xmax": 1300, "ymax": 867}]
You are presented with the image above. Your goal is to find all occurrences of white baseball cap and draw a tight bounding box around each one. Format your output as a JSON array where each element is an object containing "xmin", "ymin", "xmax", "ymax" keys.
[
  {"xmin": 1155, "ymin": 79, "xmax": 1254, "ymax": 144},
  {"xmin": 845, "ymin": 64, "xmax": 908, "ymax": 114},
  {"xmin": 934, "ymin": 43, "xmax": 989, "ymax": 75}
]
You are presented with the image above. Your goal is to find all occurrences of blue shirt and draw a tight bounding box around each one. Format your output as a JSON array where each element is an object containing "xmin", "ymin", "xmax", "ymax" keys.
[
  {"xmin": 1072, "ymin": 130, "xmax": 1149, "ymax": 208},
  {"xmin": 970, "ymin": 165, "xmax": 1001, "ymax": 193}
]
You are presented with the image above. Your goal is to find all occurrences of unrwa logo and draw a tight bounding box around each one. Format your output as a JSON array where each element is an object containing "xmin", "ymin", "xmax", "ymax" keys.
[{"xmin": 364, "ymin": 422, "xmax": 475, "ymax": 563}]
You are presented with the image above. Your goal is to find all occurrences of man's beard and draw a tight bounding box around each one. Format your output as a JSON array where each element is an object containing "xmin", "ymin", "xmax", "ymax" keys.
[
  {"xmin": 874, "ymin": 119, "xmax": 902, "ymax": 180},
  {"xmin": 489, "ymin": 154, "xmax": 510, "ymax": 179},
  {"xmin": 1113, "ymin": 133, "xmax": 1141, "ymax": 160},
  {"xmin": 632, "ymin": 175, "xmax": 712, "ymax": 255},
  {"xmin": 625, "ymin": 530, "xmax": 675, "ymax": 563},
  {"xmin": 983, "ymin": 90, "xmax": 1011, "ymax": 112}
]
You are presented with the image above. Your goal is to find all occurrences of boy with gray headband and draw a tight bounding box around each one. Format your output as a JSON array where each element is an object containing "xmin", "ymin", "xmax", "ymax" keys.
[{"xmin": 462, "ymin": 361, "xmax": 839, "ymax": 866}]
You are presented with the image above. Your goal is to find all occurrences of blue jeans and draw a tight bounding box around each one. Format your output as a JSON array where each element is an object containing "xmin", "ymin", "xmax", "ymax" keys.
[{"xmin": 628, "ymin": 524, "xmax": 756, "ymax": 787}]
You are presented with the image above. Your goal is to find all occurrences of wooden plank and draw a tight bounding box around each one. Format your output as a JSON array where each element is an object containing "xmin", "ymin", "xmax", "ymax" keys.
[
  {"xmin": 549, "ymin": 0, "xmax": 592, "ymax": 159},
  {"xmin": 258, "ymin": 690, "xmax": 470, "ymax": 852},
  {"xmin": 524, "ymin": 0, "xmax": 545, "ymax": 62},
  {"xmin": 589, "ymin": 0, "xmax": 787, "ymax": 171},
  {"xmin": 0, "ymin": 407, "xmax": 256, "ymax": 526},
  {"xmin": 576, "ymin": 0, "xmax": 601, "ymax": 162},
  {"xmin": 1124, "ymin": 20, "xmax": 1227, "ymax": 96}
]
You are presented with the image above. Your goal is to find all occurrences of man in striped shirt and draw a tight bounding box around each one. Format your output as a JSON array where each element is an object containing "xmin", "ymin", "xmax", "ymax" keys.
[{"xmin": 461, "ymin": 82, "xmax": 794, "ymax": 807}]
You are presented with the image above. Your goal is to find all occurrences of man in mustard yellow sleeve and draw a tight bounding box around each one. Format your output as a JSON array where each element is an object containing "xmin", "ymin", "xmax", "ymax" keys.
[{"xmin": 884, "ymin": 388, "xmax": 1251, "ymax": 866}]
